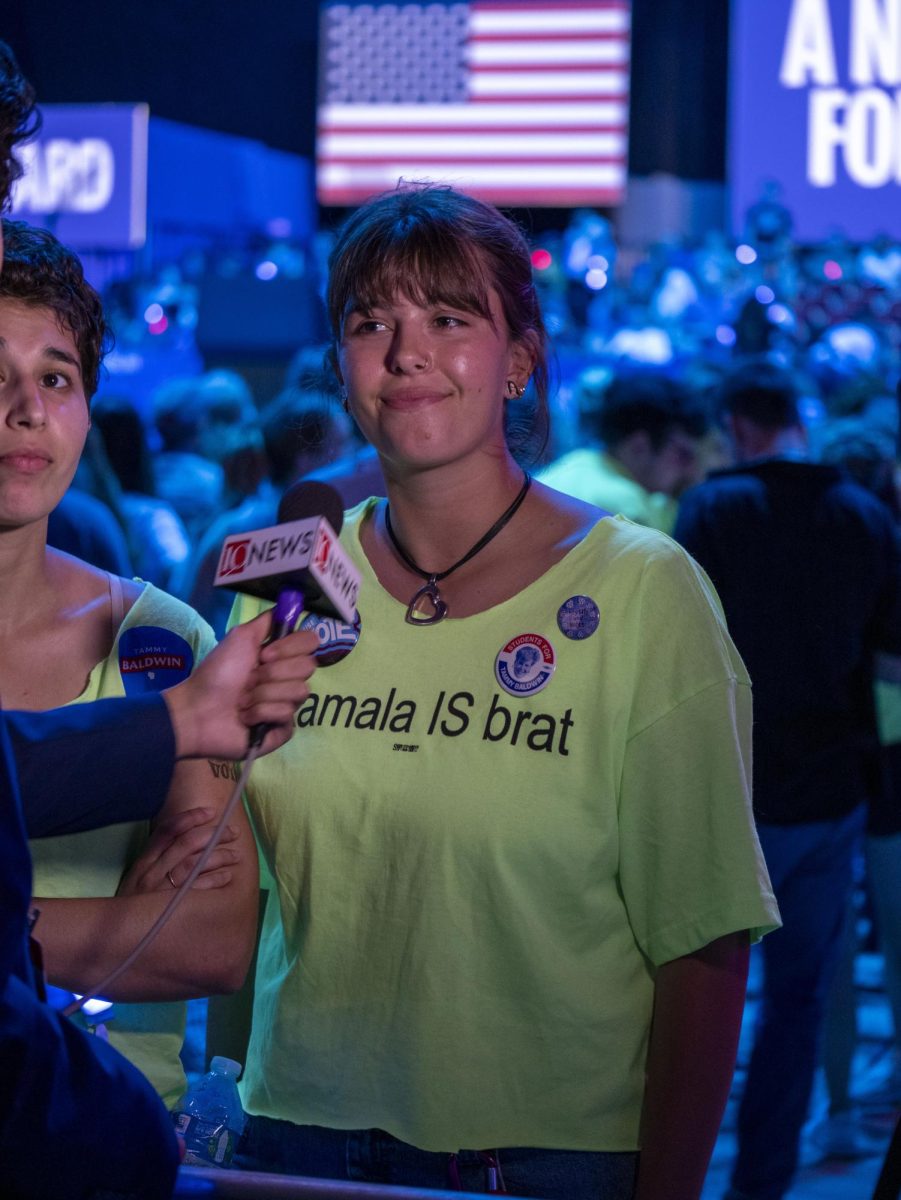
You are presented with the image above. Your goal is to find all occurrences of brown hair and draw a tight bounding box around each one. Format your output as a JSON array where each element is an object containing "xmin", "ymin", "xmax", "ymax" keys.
[{"xmin": 326, "ymin": 184, "xmax": 550, "ymax": 463}]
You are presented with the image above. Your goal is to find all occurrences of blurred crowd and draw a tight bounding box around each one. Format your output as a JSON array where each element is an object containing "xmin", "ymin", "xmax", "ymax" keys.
[{"xmin": 67, "ymin": 185, "xmax": 900, "ymax": 638}]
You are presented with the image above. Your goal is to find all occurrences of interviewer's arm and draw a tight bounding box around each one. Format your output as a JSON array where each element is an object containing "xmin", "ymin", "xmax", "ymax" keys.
[
  {"xmin": 11, "ymin": 695, "xmax": 175, "ymax": 838},
  {"xmin": 15, "ymin": 614, "xmax": 318, "ymax": 839}
]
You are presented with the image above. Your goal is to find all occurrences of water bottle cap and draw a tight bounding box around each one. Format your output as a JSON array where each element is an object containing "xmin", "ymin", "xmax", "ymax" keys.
[{"xmin": 210, "ymin": 1056, "xmax": 242, "ymax": 1077}]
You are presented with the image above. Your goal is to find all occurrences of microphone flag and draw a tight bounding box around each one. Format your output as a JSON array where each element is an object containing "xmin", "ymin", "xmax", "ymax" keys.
[{"xmin": 213, "ymin": 515, "xmax": 359, "ymax": 624}]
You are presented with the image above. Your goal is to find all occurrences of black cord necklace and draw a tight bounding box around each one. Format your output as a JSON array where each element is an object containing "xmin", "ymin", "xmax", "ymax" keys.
[{"xmin": 385, "ymin": 473, "xmax": 532, "ymax": 626}]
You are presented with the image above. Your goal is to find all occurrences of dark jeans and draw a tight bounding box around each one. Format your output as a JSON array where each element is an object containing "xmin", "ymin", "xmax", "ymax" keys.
[
  {"xmin": 728, "ymin": 805, "xmax": 865, "ymax": 1200},
  {"xmin": 237, "ymin": 1116, "xmax": 639, "ymax": 1200}
]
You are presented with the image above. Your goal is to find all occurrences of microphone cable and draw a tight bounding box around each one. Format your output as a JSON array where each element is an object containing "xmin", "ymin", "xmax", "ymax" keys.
[{"xmin": 63, "ymin": 585, "xmax": 309, "ymax": 1018}]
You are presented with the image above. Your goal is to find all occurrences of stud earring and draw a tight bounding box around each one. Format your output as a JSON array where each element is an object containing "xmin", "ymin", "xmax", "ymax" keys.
[{"xmin": 506, "ymin": 380, "xmax": 526, "ymax": 399}]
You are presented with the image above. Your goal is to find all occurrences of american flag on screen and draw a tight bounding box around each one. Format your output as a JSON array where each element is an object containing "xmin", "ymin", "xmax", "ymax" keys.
[{"xmin": 316, "ymin": 1, "xmax": 631, "ymax": 207}]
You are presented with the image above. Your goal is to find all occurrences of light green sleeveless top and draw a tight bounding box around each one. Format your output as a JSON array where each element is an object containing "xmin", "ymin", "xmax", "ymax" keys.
[{"xmin": 30, "ymin": 579, "xmax": 215, "ymax": 1106}]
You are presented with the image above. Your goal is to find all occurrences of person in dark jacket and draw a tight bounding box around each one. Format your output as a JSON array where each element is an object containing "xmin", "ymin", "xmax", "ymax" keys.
[{"xmin": 674, "ymin": 359, "xmax": 901, "ymax": 1200}]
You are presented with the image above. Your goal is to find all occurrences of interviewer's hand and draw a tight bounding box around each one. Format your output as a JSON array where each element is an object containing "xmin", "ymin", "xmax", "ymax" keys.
[{"xmin": 163, "ymin": 613, "xmax": 319, "ymax": 760}]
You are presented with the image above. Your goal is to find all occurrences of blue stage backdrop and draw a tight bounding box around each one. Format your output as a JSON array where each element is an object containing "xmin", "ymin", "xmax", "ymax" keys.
[
  {"xmin": 730, "ymin": 0, "xmax": 901, "ymax": 241},
  {"xmin": 10, "ymin": 104, "xmax": 149, "ymax": 250},
  {"xmin": 9, "ymin": 106, "xmax": 313, "ymax": 257}
]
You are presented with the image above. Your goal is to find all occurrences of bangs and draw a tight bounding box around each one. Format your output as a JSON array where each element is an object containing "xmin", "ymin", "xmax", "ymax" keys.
[{"xmin": 331, "ymin": 223, "xmax": 496, "ymax": 334}]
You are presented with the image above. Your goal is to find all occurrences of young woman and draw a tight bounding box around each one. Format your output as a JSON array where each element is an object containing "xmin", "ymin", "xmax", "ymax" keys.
[
  {"xmin": 229, "ymin": 186, "xmax": 780, "ymax": 1200},
  {"xmin": 0, "ymin": 218, "xmax": 259, "ymax": 1106}
]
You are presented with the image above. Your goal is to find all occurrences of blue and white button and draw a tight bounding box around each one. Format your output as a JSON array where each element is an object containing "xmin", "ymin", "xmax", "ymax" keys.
[
  {"xmin": 300, "ymin": 609, "xmax": 361, "ymax": 666},
  {"xmin": 118, "ymin": 627, "xmax": 194, "ymax": 694},
  {"xmin": 557, "ymin": 595, "xmax": 600, "ymax": 640}
]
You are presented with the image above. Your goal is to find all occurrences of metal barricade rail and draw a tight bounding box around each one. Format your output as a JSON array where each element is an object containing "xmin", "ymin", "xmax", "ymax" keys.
[{"xmin": 174, "ymin": 1166, "xmax": 499, "ymax": 1200}]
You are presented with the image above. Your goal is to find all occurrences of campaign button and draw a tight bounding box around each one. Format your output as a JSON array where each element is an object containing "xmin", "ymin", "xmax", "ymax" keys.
[
  {"xmin": 557, "ymin": 595, "xmax": 600, "ymax": 640},
  {"xmin": 495, "ymin": 632, "xmax": 556, "ymax": 697},
  {"xmin": 118, "ymin": 627, "xmax": 194, "ymax": 694},
  {"xmin": 300, "ymin": 609, "xmax": 362, "ymax": 667}
]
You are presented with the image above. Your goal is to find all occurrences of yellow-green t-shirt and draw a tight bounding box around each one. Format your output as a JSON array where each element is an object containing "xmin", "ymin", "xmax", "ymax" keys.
[
  {"xmin": 232, "ymin": 506, "xmax": 779, "ymax": 1152},
  {"xmin": 30, "ymin": 582, "xmax": 216, "ymax": 1107}
]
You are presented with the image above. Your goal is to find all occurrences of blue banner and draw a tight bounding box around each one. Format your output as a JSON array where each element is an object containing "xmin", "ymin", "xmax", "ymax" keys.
[
  {"xmin": 730, "ymin": 0, "xmax": 901, "ymax": 241},
  {"xmin": 11, "ymin": 104, "xmax": 148, "ymax": 250}
]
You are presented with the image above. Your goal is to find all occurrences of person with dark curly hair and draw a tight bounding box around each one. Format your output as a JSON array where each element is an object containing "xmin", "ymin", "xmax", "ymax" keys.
[
  {"xmin": 0, "ymin": 210, "xmax": 263, "ymax": 1098},
  {"xmin": 0, "ymin": 43, "xmax": 325, "ymax": 1199}
]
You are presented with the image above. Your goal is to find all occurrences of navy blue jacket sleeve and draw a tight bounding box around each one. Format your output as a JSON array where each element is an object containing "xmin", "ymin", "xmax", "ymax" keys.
[
  {"xmin": 0, "ymin": 710, "xmax": 180, "ymax": 1199},
  {"xmin": 6, "ymin": 694, "xmax": 176, "ymax": 838},
  {"xmin": 0, "ymin": 973, "xmax": 180, "ymax": 1200}
]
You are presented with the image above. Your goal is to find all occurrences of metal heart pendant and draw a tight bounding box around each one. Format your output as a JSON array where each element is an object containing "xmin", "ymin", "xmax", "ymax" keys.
[{"xmin": 405, "ymin": 581, "xmax": 449, "ymax": 626}]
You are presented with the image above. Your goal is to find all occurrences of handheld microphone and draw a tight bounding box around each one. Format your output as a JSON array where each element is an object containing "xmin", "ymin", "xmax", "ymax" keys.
[
  {"xmin": 214, "ymin": 481, "xmax": 361, "ymax": 746},
  {"xmin": 213, "ymin": 480, "xmax": 359, "ymax": 624}
]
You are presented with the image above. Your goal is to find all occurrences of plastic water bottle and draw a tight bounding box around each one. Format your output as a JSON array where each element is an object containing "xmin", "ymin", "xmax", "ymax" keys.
[{"xmin": 171, "ymin": 1056, "xmax": 247, "ymax": 1168}]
